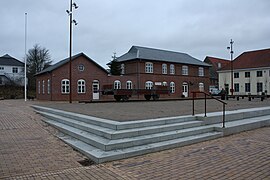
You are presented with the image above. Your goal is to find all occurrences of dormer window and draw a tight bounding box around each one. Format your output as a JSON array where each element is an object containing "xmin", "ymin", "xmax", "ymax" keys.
[{"xmin": 121, "ymin": 64, "xmax": 125, "ymax": 75}]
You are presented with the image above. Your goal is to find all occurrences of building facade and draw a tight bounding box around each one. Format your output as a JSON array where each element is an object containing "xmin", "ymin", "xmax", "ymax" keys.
[
  {"xmin": 204, "ymin": 56, "xmax": 230, "ymax": 91},
  {"xmin": 0, "ymin": 54, "xmax": 25, "ymax": 86},
  {"xmin": 35, "ymin": 46, "xmax": 211, "ymax": 101},
  {"xmin": 218, "ymin": 48, "xmax": 270, "ymax": 95}
]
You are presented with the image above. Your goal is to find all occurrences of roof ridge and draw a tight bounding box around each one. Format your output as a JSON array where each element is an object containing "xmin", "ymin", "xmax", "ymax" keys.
[{"xmin": 133, "ymin": 45, "xmax": 188, "ymax": 55}]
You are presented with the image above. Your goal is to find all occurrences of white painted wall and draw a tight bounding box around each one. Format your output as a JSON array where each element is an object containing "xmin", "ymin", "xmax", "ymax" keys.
[{"xmin": 218, "ymin": 67, "xmax": 270, "ymax": 95}]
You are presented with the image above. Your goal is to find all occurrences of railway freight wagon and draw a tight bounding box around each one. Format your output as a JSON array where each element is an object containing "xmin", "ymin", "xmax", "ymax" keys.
[{"xmin": 102, "ymin": 84, "xmax": 170, "ymax": 101}]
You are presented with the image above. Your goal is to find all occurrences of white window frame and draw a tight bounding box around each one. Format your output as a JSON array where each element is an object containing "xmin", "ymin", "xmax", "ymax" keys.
[
  {"xmin": 47, "ymin": 79, "xmax": 50, "ymax": 94},
  {"xmin": 199, "ymin": 82, "xmax": 204, "ymax": 92},
  {"xmin": 61, "ymin": 79, "xmax": 70, "ymax": 94},
  {"xmin": 114, "ymin": 80, "xmax": 121, "ymax": 89},
  {"xmin": 77, "ymin": 79, "xmax": 86, "ymax": 94},
  {"xmin": 170, "ymin": 82, "xmax": 175, "ymax": 93},
  {"xmin": 126, "ymin": 80, "xmax": 132, "ymax": 89},
  {"xmin": 121, "ymin": 64, "xmax": 125, "ymax": 75},
  {"xmin": 170, "ymin": 64, "xmax": 175, "ymax": 74},
  {"xmin": 182, "ymin": 65, "xmax": 188, "ymax": 75},
  {"xmin": 145, "ymin": 62, "xmax": 153, "ymax": 73},
  {"xmin": 42, "ymin": 80, "xmax": 45, "ymax": 94},
  {"xmin": 12, "ymin": 67, "xmax": 18, "ymax": 73},
  {"xmin": 145, "ymin": 81, "xmax": 153, "ymax": 89},
  {"xmin": 198, "ymin": 67, "xmax": 204, "ymax": 77},
  {"xmin": 162, "ymin": 64, "xmax": 167, "ymax": 74}
]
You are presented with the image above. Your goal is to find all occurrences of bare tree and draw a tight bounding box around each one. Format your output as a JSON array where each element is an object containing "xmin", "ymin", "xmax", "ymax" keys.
[{"xmin": 26, "ymin": 44, "xmax": 52, "ymax": 91}]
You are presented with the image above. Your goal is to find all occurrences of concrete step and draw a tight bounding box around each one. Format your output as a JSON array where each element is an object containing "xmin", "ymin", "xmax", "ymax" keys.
[
  {"xmin": 37, "ymin": 110, "xmax": 203, "ymax": 140},
  {"xmin": 44, "ymin": 118, "xmax": 215, "ymax": 151},
  {"xmin": 58, "ymin": 131, "xmax": 222, "ymax": 163},
  {"xmin": 218, "ymin": 114, "xmax": 270, "ymax": 136},
  {"xmin": 199, "ymin": 106, "xmax": 270, "ymax": 126},
  {"xmin": 33, "ymin": 105, "xmax": 197, "ymax": 130},
  {"xmin": 33, "ymin": 105, "xmax": 270, "ymax": 164}
]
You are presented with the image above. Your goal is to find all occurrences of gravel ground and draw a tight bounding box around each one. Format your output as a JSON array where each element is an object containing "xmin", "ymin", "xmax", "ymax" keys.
[{"xmin": 33, "ymin": 98, "xmax": 270, "ymax": 121}]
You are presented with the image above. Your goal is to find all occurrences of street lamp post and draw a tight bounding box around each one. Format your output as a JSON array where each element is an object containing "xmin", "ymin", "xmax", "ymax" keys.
[
  {"xmin": 66, "ymin": 0, "xmax": 78, "ymax": 103},
  {"xmin": 227, "ymin": 39, "xmax": 234, "ymax": 95}
]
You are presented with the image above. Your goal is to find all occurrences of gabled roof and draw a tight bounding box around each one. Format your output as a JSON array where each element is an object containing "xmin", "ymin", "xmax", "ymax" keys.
[
  {"xmin": 220, "ymin": 48, "xmax": 270, "ymax": 71},
  {"xmin": 0, "ymin": 54, "xmax": 24, "ymax": 66},
  {"xmin": 204, "ymin": 56, "xmax": 230, "ymax": 71},
  {"xmin": 36, "ymin": 52, "xmax": 108, "ymax": 76},
  {"xmin": 204, "ymin": 56, "xmax": 230, "ymax": 79},
  {"xmin": 116, "ymin": 46, "xmax": 211, "ymax": 67}
]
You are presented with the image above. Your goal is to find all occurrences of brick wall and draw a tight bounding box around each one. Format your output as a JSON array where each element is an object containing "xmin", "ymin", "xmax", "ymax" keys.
[{"xmin": 36, "ymin": 56, "xmax": 210, "ymax": 101}]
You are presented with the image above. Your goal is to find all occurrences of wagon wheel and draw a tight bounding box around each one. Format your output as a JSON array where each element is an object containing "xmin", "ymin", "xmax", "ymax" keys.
[
  {"xmin": 144, "ymin": 95, "xmax": 151, "ymax": 101},
  {"xmin": 114, "ymin": 95, "xmax": 121, "ymax": 102}
]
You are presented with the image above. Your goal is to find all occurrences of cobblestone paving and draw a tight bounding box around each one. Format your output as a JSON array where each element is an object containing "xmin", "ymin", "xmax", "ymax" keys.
[{"xmin": 1, "ymin": 99, "xmax": 270, "ymax": 179}]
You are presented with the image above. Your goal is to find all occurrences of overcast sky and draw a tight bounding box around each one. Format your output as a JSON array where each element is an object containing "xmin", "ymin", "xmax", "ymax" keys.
[{"xmin": 1, "ymin": 0, "xmax": 270, "ymax": 68}]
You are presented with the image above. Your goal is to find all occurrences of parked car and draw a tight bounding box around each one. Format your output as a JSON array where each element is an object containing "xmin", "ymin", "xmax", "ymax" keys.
[{"xmin": 210, "ymin": 89, "xmax": 221, "ymax": 96}]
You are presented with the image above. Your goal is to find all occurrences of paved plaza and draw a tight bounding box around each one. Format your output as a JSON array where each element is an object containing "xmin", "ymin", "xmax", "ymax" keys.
[{"xmin": 0, "ymin": 99, "xmax": 270, "ymax": 179}]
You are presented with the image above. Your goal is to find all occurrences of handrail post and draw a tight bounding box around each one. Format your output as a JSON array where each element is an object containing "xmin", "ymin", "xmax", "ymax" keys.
[
  {"xmin": 192, "ymin": 92, "xmax": 195, "ymax": 116},
  {"xmin": 223, "ymin": 103, "xmax": 225, "ymax": 128}
]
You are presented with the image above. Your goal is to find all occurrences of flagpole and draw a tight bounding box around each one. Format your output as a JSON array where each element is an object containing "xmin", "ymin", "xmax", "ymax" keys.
[{"xmin": 24, "ymin": 12, "xmax": 27, "ymax": 101}]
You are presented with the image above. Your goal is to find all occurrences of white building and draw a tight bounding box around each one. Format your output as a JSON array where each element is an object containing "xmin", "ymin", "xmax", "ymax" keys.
[
  {"xmin": 0, "ymin": 54, "xmax": 25, "ymax": 86},
  {"xmin": 218, "ymin": 48, "xmax": 270, "ymax": 95}
]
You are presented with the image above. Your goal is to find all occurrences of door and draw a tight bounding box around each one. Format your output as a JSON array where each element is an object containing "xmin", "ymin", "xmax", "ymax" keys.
[
  {"xmin": 92, "ymin": 80, "xmax": 99, "ymax": 100},
  {"xmin": 182, "ymin": 82, "xmax": 188, "ymax": 97}
]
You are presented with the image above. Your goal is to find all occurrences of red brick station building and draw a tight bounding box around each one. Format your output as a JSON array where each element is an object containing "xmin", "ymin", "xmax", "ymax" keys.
[{"xmin": 35, "ymin": 46, "xmax": 211, "ymax": 101}]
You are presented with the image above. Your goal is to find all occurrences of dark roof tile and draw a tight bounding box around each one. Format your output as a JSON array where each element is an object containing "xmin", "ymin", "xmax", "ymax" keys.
[
  {"xmin": 0, "ymin": 54, "xmax": 24, "ymax": 66},
  {"xmin": 116, "ymin": 46, "xmax": 211, "ymax": 67}
]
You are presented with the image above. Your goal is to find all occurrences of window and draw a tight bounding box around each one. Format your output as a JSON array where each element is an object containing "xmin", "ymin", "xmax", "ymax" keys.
[
  {"xmin": 170, "ymin": 64, "xmax": 175, "ymax": 74},
  {"xmin": 38, "ymin": 81, "xmax": 41, "ymax": 94},
  {"xmin": 199, "ymin": 83, "xmax": 204, "ymax": 92},
  {"xmin": 47, "ymin": 79, "xmax": 50, "ymax": 94},
  {"xmin": 145, "ymin": 62, "xmax": 153, "ymax": 73},
  {"xmin": 245, "ymin": 83, "xmax": 250, "ymax": 92},
  {"xmin": 42, "ymin": 80, "xmax": 45, "ymax": 94},
  {"xmin": 234, "ymin": 72, "xmax": 239, "ymax": 78},
  {"xmin": 78, "ymin": 79, "xmax": 86, "ymax": 93},
  {"xmin": 245, "ymin": 72, "xmax": 250, "ymax": 78},
  {"xmin": 162, "ymin": 81, "xmax": 167, "ymax": 86},
  {"xmin": 170, "ymin": 82, "xmax": 175, "ymax": 93},
  {"xmin": 198, "ymin": 67, "xmax": 204, "ymax": 76},
  {"xmin": 257, "ymin": 71, "xmax": 263, "ymax": 77},
  {"xmin": 182, "ymin": 66, "xmax": 188, "ymax": 75},
  {"xmin": 78, "ymin": 64, "xmax": 85, "ymax": 71},
  {"xmin": 162, "ymin": 64, "xmax": 167, "ymax": 74},
  {"xmin": 217, "ymin": 63, "xmax": 221, "ymax": 69},
  {"xmin": 0, "ymin": 67, "xmax": 4, "ymax": 70},
  {"xmin": 12, "ymin": 67, "xmax": 18, "ymax": 73},
  {"xmin": 145, "ymin": 81, "xmax": 153, "ymax": 89},
  {"xmin": 114, "ymin": 80, "xmax": 121, "ymax": 89},
  {"xmin": 61, "ymin": 79, "xmax": 70, "ymax": 94},
  {"xmin": 234, "ymin": 83, "xmax": 239, "ymax": 92},
  {"xmin": 121, "ymin": 64, "xmax": 125, "ymax": 75},
  {"xmin": 126, "ymin": 80, "xmax": 132, "ymax": 89},
  {"xmin": 257, "ymin": 82, "xmax": 263, "ymax": 92}
]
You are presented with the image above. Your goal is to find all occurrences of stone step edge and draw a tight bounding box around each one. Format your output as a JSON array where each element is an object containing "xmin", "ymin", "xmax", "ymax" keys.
[
  {"xmin": 58, "ymin": 131, "xmax": 222, "ymax": 163},
  {"xmin": 33, "ymin": 105, "xmax": 270, "ymax": 130},
  {"xmin": 45, "ymin": 119, "xmax": 216, "ymax": 151},
  {"xmin": 39, "ymin": 110, "xmax": 203, "ymax": 140}
]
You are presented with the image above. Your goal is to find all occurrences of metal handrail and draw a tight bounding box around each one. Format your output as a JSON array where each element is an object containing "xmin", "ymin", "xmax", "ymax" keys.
[{"xmin": 191, "ymin": 91, "xmax": 227, "ymax": 128}]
